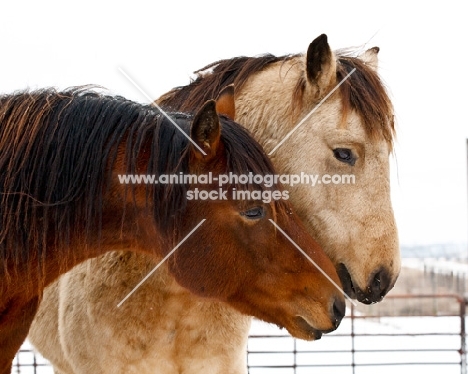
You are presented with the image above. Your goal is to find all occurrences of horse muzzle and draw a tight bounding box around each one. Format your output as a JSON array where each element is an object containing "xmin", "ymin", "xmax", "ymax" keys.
[
  {"xmin": 289, "ymin": 294, "xmax": 345, "ymax": 340},
  {"xmin": 338, "ymin": 263, "xmax": 395, "ymax": 304}
]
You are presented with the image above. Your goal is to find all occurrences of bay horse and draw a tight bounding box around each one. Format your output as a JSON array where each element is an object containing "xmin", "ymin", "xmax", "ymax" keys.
[
  {"xmin": 29, "ymin": 34, "xmax": 398, "ymax": 373},
  {"xmin": 0, "ymin": 87, "xmax": 345, "ymax": 374}
]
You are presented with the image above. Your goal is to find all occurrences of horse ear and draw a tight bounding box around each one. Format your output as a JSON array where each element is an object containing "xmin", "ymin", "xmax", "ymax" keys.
[
  {"xmin": 306, "ymin": 34, "xmax": 337, "ymax": 94},
  {"xmin": 215, "ymin": 84, "xmax": 235, "ymax": 120},
  {"xmin": 359, "ymin": 46, "xmax": 379, "ymax": 70},
  {"xmin": 190, "ymin": 100, "xmax": 221, "ymax": 161}
]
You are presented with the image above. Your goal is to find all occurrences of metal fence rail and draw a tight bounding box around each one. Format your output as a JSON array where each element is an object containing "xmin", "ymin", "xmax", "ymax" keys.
[
  {"xmin": 12, "ymin": 347, "xmax": 52, "ymax": 374},
  {"xmin": 12, "ymin": 294, "xmax": 468, "ymax": 374},
  {"xmin": 248, "ymin": 294, "xmax": 467, "ymax": 374}
]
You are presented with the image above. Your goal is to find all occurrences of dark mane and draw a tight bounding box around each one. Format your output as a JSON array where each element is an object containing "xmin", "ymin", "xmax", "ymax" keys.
[
  {"xmin": 157, "ymin": 54, "xmax": 292, "ymax": 112},
  {"xmin": 0, "ymin": 87, "xmax": 281, "ymax": 275},
  {"xmin": 158, "ymin": 51, "xmax": 395, "ymax": 147}
]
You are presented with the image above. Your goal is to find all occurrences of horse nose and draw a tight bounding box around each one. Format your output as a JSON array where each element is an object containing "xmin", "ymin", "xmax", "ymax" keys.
[
  {"xmin": 366, "ymin": 268, "xmax": 392, "ymax": 303},
  {"xmin": 332, "ymin": 296, "xmax": 346, "ymax": 328}
]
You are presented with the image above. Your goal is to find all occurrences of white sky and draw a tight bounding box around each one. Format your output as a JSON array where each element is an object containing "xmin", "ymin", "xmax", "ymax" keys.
[{"xmin": 1, "ymin": 1, "xmax": 467, "ymax": 247}]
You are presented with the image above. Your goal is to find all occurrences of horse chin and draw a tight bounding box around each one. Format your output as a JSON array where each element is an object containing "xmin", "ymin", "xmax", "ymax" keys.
[{"xmin": 284, "ymin": 316, "xmax": 323, "ymax": 341}]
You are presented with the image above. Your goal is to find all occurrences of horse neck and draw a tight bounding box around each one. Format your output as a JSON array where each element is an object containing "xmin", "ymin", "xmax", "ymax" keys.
[{"xmin": 99, "ymin": 251, "xmax": 250, "ymax": 369}]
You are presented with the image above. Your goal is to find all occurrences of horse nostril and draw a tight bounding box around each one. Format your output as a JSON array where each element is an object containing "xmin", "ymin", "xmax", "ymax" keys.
[
  {"xmin": 332, "ymin": 297, "xmax": 346, "ymax": 328},
  {"xmin": 372, "ymin": 272, "xmax": 381, "ymax": 291},
  {"xmin": 369, "ymin": 269, "xmax": 391, "ymax": 301}
]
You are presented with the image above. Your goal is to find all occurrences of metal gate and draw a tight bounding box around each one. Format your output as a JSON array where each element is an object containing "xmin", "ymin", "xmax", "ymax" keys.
[{"xmin": 247, "ymin": 294, "xmax": 467, "ymax": 373}]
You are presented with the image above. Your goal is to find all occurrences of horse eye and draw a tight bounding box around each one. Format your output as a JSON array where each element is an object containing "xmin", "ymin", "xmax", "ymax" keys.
[
  {"xmin": 241, "ymin": 206, "xmax": 265, "ymax": 220},
  {"xmin": 333, "ymin": 148, "xmax": 356, "ymax": 166}
]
